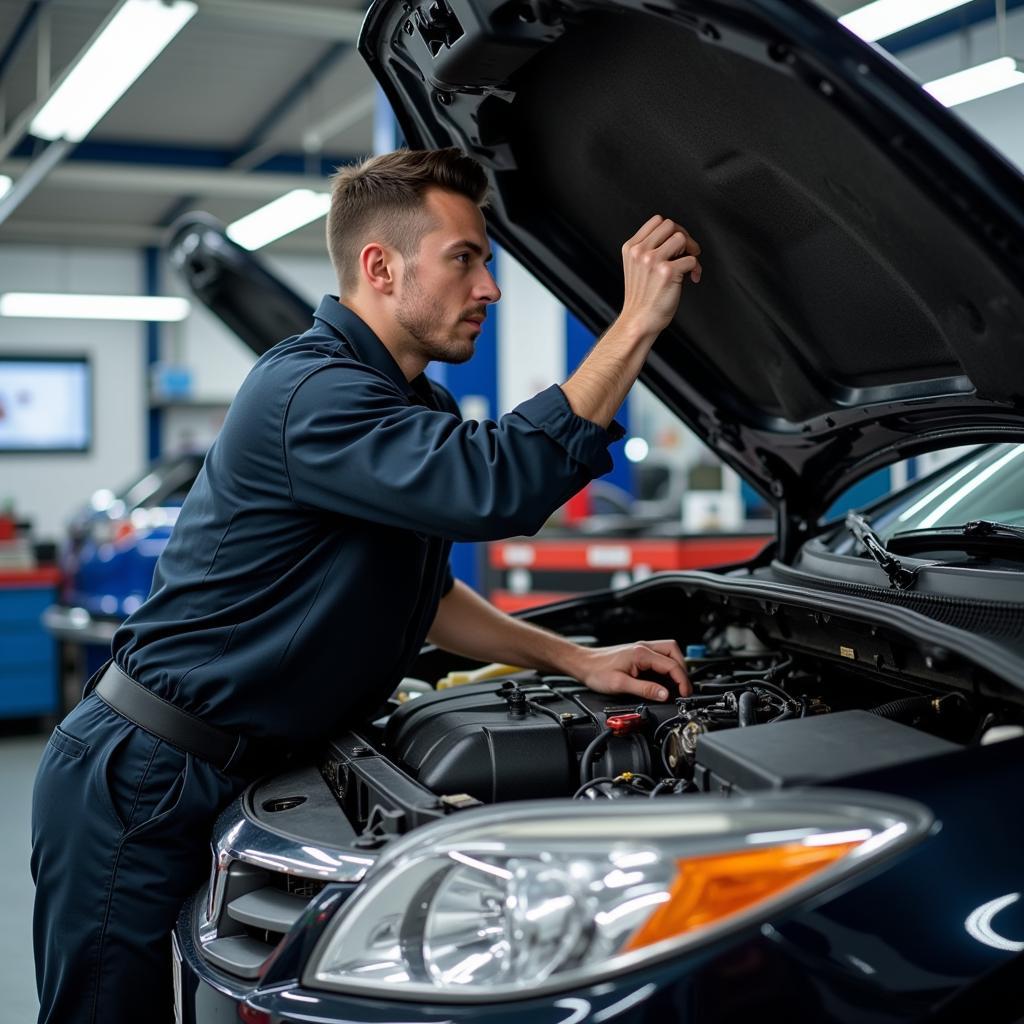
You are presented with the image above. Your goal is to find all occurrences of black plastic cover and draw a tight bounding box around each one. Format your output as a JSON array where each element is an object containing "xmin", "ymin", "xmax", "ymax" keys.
[{"xmin": 695, "ymin": 709, "xmax": 958, "ymax": 792}]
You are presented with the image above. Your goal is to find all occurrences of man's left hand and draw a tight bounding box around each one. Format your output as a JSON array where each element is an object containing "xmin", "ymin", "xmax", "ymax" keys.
[{"xmin": 573, "ymin": 640, "xmax": 691, "ymax": 702}]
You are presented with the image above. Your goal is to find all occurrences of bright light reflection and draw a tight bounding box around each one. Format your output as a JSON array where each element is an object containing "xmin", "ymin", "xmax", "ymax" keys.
[
  {"xmin": 554, "ymin": 998, "xmax": 592, "ymax": 1024},
  {"xmin": 847, "ymin": 954, "xmax": 877, "ymax": 975},
  {"xmin": 924, "ymin": 57, "xmax": 1024, "ymax": 108},
  {"xmin": 448, "ymin": 850, "xmax": 513, "ymax": 880},
  {"xmin": 90, "ymin": 488, "xmax": 115, "ymax": 511},
  {"xmin": 746, "ymin": 828, "xmax": 817, "ymax": 845},
  {"xmin": 302, "ymin": 846, "xmax": 343, "ymax": 867},
  {"xmin": 281, "ymin": 991, "xmax": 320, "ymax": 1003},
  {"xmin": 442, "ymin": 951, "xmax": 495, "ymax": 985},
  {"xmin": 0, "ymin": 292, "xmax": 190, "ymax": 321},
  {"xmin": 856, "ymin": 822, "xmax": 908, "ymax": 857},
  {"xmin": 803, "ymin": 828, "xmax": 873, "ymax": 847},
  {"xmin": 839, "ymin": 0, "xmax": 971, "ymax": 42},
  {"xmin": 592, "ymin": 983, "xmax": 657, "ymax": 1022},
  {"xmin": 525, "ymin": 895, "xmax": 575, "ymax": 922},
  {"xmin": 602, "ymin": 869, "xmax": 645, "ymax": 888},
  {"xmin": 0, "ymin": 175, "xmax": 11, "ymax": 199},
  {"xmin": 227, "ymin": 189, "xmax": 332, "ymax": 250},
  {"xmin": 965, "ymin": 892, "xmax": 1024, "ymax": 952},
  {"xmin": 624, "ymin": 437, "xmax": 649, "ymax": 463},
  {"xmin": 594, "ymin": 891, "xmax": 670, "ymax": 927},
  {"xmin": 919, "ymin": 444, "xmax": 1024, "ymax": 528},
  {"xmin": 897, "ymin": 458, "xmax": 982, "ymax": 521},
  {"xmin": 610, "ymin": 851, "xmax": 658, "ymax": 868}
]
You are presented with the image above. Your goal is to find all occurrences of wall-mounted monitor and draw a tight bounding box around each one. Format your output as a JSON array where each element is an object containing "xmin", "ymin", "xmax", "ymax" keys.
[{"xmin": 0, "ymin": 356, "xmax": 92, "ymax": 453}]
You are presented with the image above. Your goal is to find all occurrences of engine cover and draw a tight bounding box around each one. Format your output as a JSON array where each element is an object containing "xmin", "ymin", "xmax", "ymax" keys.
[{"xmin": 385, "ymin": 678, "xmax": 677, "ymax": 803}]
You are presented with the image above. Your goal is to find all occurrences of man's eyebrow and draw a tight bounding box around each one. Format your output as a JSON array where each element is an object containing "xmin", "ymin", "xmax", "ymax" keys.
[{"xmin": 447, "ymin": 240, "xmax": 494, "ymax": 263}]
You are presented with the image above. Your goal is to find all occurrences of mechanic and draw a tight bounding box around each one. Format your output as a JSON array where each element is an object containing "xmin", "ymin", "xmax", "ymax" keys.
[{"xmin": 30, "ymin": 147, "xmax": 702, "ymax": 1023}]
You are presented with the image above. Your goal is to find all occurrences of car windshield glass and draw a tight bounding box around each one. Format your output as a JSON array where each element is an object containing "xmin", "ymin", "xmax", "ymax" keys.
[{"xmin": 830, "ymin": 442, "xmax": 1024, "ymax": 554}]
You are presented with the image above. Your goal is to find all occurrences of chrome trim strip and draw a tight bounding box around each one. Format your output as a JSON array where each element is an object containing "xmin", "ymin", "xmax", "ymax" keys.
[{"xmin": 202, "ymin": 796, "xmax": 374, "ymax": 940}]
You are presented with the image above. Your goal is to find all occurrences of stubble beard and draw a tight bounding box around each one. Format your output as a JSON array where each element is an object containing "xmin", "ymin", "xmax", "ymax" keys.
[{"xmin": 394, "ymin": 265, "xmax": 478, "ymax": 366}]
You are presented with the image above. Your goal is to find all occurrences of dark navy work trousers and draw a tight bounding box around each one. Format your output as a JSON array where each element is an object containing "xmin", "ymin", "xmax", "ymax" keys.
[{"xmin": 30, "ymin": 693, "xmax": 247, "ymax": 1023}]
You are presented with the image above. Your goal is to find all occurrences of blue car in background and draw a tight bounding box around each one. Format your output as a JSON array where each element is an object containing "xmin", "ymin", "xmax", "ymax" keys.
[{"xmin": 43, "ymin": 453, "xmax": 203, "ymax": 666}]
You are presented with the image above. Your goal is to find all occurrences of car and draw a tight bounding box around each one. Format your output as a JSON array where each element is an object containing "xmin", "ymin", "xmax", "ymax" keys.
[
  {"xmin": 172, "ymin": 0, "xmax": 1024, "ymax": 1020},
  {"xmin": 42, "ymin": 452, "xmax": 204, "ymax": 658}
]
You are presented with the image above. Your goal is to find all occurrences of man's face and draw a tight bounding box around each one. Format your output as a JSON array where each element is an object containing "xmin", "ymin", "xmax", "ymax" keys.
[{"xmin": 393, "ymin": 188, "xmax": 500, "ymax": 365}]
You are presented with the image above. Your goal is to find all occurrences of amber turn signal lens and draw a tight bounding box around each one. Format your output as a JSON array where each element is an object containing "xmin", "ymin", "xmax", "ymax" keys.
[{"xmin": 623, "ymin": 840, "xmax": 862, "ymax": 951}]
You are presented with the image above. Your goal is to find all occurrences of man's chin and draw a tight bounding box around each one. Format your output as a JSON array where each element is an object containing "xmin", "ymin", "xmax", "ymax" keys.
[{"xmin": 427, "ymin": 340, "xmax": 476, "ymax": 365}]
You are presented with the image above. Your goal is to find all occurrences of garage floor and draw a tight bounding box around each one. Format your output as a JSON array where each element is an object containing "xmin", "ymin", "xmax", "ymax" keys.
[{"xmin": 1, "ymin": 731, "xmax": 46, "ymax": 1021}]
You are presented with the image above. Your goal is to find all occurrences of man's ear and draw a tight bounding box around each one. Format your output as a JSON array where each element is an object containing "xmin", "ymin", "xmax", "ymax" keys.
[{"xmin": 359, "ymin": 242, "xmax": 397, "ymax": 296}]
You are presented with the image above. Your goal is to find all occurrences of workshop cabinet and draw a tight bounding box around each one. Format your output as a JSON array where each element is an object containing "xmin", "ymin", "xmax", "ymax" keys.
[{"xmin": 0, "ymin": 570, "xmax": 60, "ymax": 719}]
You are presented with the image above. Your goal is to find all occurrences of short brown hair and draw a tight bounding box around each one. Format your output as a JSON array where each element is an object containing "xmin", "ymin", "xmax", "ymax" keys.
[{"xmin": 326, "ymin": 147, "xmax": 489, "ymax": 296}]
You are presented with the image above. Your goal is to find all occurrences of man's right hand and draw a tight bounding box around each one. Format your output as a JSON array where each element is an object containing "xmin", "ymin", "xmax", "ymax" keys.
[
  {"xmin": 561, "ymin": 214, "xmax": 703, "ymax": 428},
  {"xmin": 618, "ymin": 214, "xmax": 702, "ymax": 339}
]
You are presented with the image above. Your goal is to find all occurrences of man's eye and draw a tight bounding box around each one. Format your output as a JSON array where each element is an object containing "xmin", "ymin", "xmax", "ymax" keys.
[{"xmin": 455, "ymin": 253, "xmax": 470, "ymax": 264}]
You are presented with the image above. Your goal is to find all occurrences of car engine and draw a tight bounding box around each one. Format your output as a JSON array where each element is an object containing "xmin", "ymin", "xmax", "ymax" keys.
[{"xmin": 317, "ymin": 607, "xmax": 993, "ymax": 844}]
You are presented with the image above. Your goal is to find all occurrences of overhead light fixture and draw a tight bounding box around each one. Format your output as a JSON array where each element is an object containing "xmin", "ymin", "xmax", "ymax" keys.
[
  {"xmin": 839, "ymin": 0, "xmax": 972, "ymax": 43},
  {"xmin": 0, "ymin": 293, "xmax": 191, "ymax": 322},
  {"xmin": 226, "ymin": 189, "xmax": 332, "ymax": 250},
  {"xmin": 0, "ymin": 175, "xmax": 11, "ymax": 199},
  {"xmin": 924, "ymin": 56, "xmax": 1024, "ymax": 106},
  {"xmin": 30, "ymin": 0, "xmax": 197, "ymax": 143}
]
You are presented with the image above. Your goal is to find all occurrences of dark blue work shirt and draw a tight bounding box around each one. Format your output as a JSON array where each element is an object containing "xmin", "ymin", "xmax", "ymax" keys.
[{"xmin": 113, "ymin": 296, "xmax": 622, "ymax": 745}]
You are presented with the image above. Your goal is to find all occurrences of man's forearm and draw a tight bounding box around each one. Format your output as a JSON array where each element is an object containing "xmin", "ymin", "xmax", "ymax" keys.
[
  {"xmin": 560, "ymin": 318, "xmax": 656, "ymax": 428},
  {"xmin": 427, "ymin": 579, "xmax": 588, "ymax": 677}
]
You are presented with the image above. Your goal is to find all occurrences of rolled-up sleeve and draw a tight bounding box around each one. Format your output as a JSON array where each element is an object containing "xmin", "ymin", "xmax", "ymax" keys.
[{"xmin": 283, "ymin": 366, "xmax": 622, "ymax": 542}]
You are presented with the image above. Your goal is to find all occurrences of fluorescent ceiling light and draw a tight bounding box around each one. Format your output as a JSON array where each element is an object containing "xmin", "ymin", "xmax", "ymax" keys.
[
  {"xmin": 0, "ymin": 175, "xmax": 11, "ymax": 199},
  {"xmin": 30, "ymin": 0, "xmax": 197, "ymax": 143},
  {"xmin": 839, "ymin": 0, "xmax": 972, "ymax": 43},
  {"xmin": 227, "ymin": 189, "xmax": 332, "ymax": 250},
  {"xmin": 924, "ymin": 56, "xmax": 1024, "ymax": 106},
  {"xmin": 0, "ymin": 293, "xmax": 191, "ymax": 322}
]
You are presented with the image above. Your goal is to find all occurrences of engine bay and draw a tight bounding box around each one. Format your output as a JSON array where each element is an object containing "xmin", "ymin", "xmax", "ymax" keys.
[{"xmin": 317, "ymin": 571, "xmax": 1024, "ymax": 845}]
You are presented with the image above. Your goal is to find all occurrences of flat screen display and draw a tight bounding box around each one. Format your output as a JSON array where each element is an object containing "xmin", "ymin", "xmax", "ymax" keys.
[{"xmin": 0, "ymin": 356, "xmax": 91, "ymax": 453}]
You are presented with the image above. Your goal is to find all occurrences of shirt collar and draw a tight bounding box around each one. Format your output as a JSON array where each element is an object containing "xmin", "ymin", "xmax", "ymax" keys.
[{"xmin": 314, "ymin": 295, "xmax": 437, "ymax": 404}]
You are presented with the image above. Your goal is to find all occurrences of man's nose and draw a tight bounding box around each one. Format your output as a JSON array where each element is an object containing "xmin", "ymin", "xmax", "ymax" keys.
[{"xmin": 475, "ymin": 267, "xmax": 501, "ymax": 304}]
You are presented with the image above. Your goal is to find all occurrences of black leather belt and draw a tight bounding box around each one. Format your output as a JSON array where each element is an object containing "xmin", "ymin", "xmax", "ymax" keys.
[{"xmin": 93, "ymin": 662, "xmax": 251, "ymax": 773}]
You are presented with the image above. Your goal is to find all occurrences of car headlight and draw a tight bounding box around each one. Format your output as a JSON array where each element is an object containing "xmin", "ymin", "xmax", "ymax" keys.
[{"xmin": 304, "ymin": 791, "xmax": 931, "ymax": 1001}]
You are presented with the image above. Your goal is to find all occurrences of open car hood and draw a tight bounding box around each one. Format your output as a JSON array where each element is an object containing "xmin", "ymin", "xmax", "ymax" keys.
[
  {"xmin": 359, "ymin": 0, "xmax": 1024, "ymax": 534},
  {"xmin": 167, "ymin": 213, "xmax": 313, "ymax": 356}
]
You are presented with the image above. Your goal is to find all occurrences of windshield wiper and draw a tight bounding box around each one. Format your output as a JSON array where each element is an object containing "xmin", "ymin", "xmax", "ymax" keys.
[
  {"xmin": 961, "ymin": 519, "xmax": 1024, "ymax": 542},
  {"xmin": 889, "ymin": 519, "xmax": 1024, "ymax": 555},
  {"xmin": 844, "ymin": 512, "xmax": 919, "ymax": 590}
]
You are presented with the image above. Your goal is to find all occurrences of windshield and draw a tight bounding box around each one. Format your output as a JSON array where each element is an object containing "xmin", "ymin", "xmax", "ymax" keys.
[{"xmin": 830, "ymin": 443, "xmax": 1024, "ymax": 554}]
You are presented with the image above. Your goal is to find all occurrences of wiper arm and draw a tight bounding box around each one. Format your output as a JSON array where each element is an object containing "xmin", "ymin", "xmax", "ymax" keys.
[{"xmin": 844, "ymin": 512, "xmax": 919, "ymax": 590}]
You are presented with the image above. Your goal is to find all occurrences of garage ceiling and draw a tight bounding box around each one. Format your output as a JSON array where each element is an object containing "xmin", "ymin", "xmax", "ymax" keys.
[
  {"xmin": 0, "ymin": 0, "xmax": 1015, "ymax": 254},
  {"xmin": 0, "ymin": 0, "xmax": 374, "ymax": 251}
]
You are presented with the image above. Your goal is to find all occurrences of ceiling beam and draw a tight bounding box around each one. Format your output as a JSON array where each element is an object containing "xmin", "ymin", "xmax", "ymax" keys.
[
  {"xmin": 0, "ymin": 157, "xmax": 328, "ymax": 197},
  {"xmin": 0, "ymin": 216, "xmax": 328, "ymax": 251},
  {"xmin": 0, "ymin": 0, "xmax": 48, "ymax": 85},
  {"xmin": 0, "ymin": 137, "xmax": 72, "ymax": 226}
]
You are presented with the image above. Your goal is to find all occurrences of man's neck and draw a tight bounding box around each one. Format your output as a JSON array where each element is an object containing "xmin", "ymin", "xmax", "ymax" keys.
[{"xmin": 337, "ymin": 296, "xmax": 426, "ymax": 381}]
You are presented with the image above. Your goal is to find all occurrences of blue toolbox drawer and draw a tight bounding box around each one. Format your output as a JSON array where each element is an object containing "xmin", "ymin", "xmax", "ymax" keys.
[{"xmin": 0, "ymin": 573, "xmax": 60, "ymax": 718}]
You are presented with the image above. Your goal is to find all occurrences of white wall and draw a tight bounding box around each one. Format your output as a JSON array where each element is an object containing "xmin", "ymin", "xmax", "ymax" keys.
[
  {"xmin": 0, "ymin": 243, "xmax": 340, "ymax": 542},
  {"xmin": 0, "ymin": 245, "xmax": 146, "ymax": 542}
]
